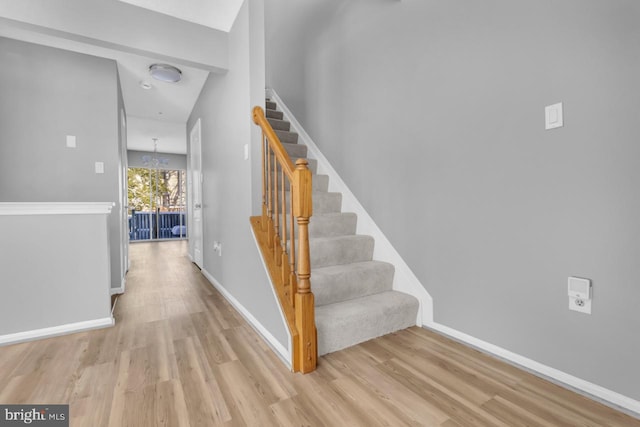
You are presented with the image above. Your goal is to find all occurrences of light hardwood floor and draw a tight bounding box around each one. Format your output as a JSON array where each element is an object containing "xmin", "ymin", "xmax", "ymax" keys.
[{"xmin": 0, "ymin": 241, "xmax": 637, "ymax": 426}]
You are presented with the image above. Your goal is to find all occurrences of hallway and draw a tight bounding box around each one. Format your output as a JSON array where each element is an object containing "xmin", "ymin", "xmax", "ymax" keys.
[{"xmin": 0, "ymin": 241, "xmax": 637, "ymax": 426}]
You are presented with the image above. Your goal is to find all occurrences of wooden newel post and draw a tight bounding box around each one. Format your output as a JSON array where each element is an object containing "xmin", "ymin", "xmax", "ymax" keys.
[{"xmin": 293, "ymin": 159, "xmax": 317, "ymax": 373}]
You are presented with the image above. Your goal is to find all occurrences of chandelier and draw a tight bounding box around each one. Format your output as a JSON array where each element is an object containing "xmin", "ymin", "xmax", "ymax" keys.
[{"xmin": 142, "ymin": 138, "xmax": 169, "ymax": 168}]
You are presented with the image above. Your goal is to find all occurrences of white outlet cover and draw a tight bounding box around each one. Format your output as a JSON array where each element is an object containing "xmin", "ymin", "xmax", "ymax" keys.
[
  {"xmin": 545, "ymin": 102, "xmax": 563, "ymax": 130},
  {"xmin": 569, "ymin": 296, "xmax": 591, "ymax": 314},
  {"xmin": 95, "ymin": 162, "xmax": 104, "ymax": 174},
  {"xmin": 66, "ymin": 135, "xmax": 76, "ymax": 148}
]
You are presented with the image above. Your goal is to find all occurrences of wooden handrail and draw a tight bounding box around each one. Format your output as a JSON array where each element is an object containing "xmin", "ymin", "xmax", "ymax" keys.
[{"xmin": 250, "ymin": 106, "xmax": 317, "ymax": 373}]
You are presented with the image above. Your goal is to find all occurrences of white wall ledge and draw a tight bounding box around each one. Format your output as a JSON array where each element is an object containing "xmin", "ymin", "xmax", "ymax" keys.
[{"xmin": 0, "ymin": 202, "xmax": 114, "ymax": 216}]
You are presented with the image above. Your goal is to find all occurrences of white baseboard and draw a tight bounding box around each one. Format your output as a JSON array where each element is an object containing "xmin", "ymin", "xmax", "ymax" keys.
[
  {"xmin": 426, "ymin": 322, "xmax": 640, "ymax": 418},
  {"xmin": 110, "ymin": 286, "xmax": 124, "ymax": 295},
  {"xmin": 110, "ymin": 276, "xmax": 126, "ymax": 295},
  {"xmin": 0, "ymin": 317, "xmax": 115, "ymax": 346},
  {"xmin": 201, "ymin": 269, "xmax": 291, "ymax": 367}
]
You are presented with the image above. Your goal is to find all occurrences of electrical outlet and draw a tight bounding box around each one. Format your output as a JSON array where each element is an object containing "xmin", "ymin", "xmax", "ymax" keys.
[
  {"xmin": 213, "ymin": 241, "xmax": 222, "ymax": 257},
  {"xmin": 569, "ymin": 296, "xmax": 591, "ymax": 314}
]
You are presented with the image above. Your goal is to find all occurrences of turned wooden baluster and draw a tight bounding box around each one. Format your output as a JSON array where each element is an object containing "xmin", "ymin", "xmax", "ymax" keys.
[
  {"xmin": 280, "ymin": 169, "xmax": 289, "ymax": 286},
  {"xmin": 266, "ymin": 146, "xmax": 274, "ymax": 249},
  {"xmin": 288, "ymin": 193, "xmax": 297, "ymax": 307},
  {"xmin": 273, "ymin": 161, "xmax": 282, "ymax": 265},
  {"xmin": 293, "ymin": 159, "xmax": 317, "ymax": 373},
  {"xmin": 261, "ymin": 132, "xmax": 268, "ymax": 233}
]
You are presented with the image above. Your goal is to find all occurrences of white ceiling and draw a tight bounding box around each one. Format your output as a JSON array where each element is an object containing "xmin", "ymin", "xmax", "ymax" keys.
[
  {"xmin": 118, "ymin": 0, "xmax": 244, "ymax": 32},
  {"xmin": 127, "ymin": 117, "xmax": 186, "ymax": 154},
  {"xmin": 0, "ymin": 0, "xmax": 244, "ymax": 154}
]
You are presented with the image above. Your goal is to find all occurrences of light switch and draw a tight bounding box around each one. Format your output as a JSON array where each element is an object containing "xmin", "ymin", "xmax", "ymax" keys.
[
  {"xmin": 95, "ymin": 162, "xmax": 104, "ymax": 174},
  {"xmin": 244, "ymin": 144, "xmax": 249, "ymax": 160},
  {"xmin": 545, "ymin": 102, "xmax": 563, "ymax": 130},
  {"xmin": 66, "ymin": 135, "xmax": 76, "ymax": 148}
]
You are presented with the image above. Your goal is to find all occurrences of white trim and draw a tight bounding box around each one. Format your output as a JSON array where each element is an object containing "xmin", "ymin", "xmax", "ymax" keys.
[
  {"xmin": 426, "ymin": 322, "xmax": 640, "ymax": 418},
  {"xmin": 0, "ymin": 317, "xmax": 115, "ymax": 346},
  {"xmin": 110, "ymin": 286, "xmax": 124, "ymax": 295},
  {"xmin": 0, "ymin": 202, "xmax": 115, "ymax": 216},
  {"xmin": 110, "ymin": 276, "xmax": 126, "ymax": 295},
  {"xmin": 266, "ymin": 88, "xmax": 433, "ymax": 326},
  {"xmin": 201, "ymin": 269, "xmax": 291, "ymax": 367}
]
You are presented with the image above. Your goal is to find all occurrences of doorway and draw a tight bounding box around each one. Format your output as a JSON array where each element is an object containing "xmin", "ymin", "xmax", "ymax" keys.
[
  {"xmin": 189, "ymin": 119, "xmax": 203, "ymax": 268},
  {"xmin": 128, "ymin": 167, "xmax": 187, "ymax": 241}
]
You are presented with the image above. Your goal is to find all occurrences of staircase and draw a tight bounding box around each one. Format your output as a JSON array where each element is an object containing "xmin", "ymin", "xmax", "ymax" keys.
[{"xmin": 265, "ymin": 99, "xmax": 419, "ymax": 356}]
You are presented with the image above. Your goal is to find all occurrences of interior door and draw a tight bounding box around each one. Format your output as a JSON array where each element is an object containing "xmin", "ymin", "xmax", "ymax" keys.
[
  {"xmin": 120, "ymin": 109, "xmax": 130, "ymax": 284},
  {"xmin": 189, "ymin": 119, "xmax": 204, "ymax": 268}
]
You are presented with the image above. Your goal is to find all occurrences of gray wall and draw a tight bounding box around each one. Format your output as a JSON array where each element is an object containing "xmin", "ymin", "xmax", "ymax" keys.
[
  {"xmin": 188, "ymin": 0, "xmax": 288, "ymax": 348},
  {"xmin": 0, "ymin": 212, "xmax": 112, "ymax": 335},
  {"xmin": 127, "ymin": 150, "xmax": 187, "ymax": 171},
  {"xmin": 0, "ymin": 37, "xmax": 124, "ymax": 290},
  {"xmin": 266, "ymin": 0, "xmax": 640, "ymax": 400}
]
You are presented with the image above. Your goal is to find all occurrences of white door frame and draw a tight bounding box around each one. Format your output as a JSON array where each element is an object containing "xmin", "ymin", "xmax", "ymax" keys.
[
  {"xmin": 189, "ymin": 118, "xmax": 204, "ymax": 268},
  {"xmin": 120, "ymin": 108, "xmax": 129, "ymax": 292}
]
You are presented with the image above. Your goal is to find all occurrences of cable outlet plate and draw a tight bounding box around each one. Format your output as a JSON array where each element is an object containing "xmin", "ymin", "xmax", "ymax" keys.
[{"xmin": 569, "ymin": 296, "xmax": 591, "ymax": 314}]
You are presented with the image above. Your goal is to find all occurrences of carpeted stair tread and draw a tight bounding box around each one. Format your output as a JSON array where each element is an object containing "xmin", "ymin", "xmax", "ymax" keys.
[
  {"xmin": 313, "ymin": 261, "xmax": 394, "ymax": 306},
  {"xmin": 282, "ymin": 142, "xmax": 307, "ymax": 158},
  {"xmin": 266, "ymin": 100, "xmax": 277, "ymax": 110},
  {"xmin": 266, "ymin": 109, "xmax": 283, "ymax": 120},
  {"xmin": 309, "ymin": 235, "xmax": 374, "ymax": 268},
  {"xmin": 267, "ymin": 118, "xmax": 291, "ymax": 131},
  {"xmin": 284, "ymin": 174, "xmax": 328, "ymax": 192},
  {"xmin": 313, "ymin": 174, "xmax": 329, "ymax": 192},
  {"xmin": 285, "ymin": 191, "xmax": 342, "ymax": 214},
  {"xmin": 316, "ymin": 291, "xmax": 419, "ymax": 355},
  {"xmin": 275, "ymin": 129, "xmax": 298, "ymax": 144},
  {"xmin": 309, "ymin": 212, "xmax": 357, "ymax": 237}
]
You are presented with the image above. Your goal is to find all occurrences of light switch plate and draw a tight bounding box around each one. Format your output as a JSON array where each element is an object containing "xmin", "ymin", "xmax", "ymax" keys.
[
  {"xmin": 95, "ymin": 162, "xmax": 104, "ymax": 174},
  {"xmin": 244, "ymin": 144, "xmax": 249, "ymax": 160},
  {"xmin": 545, "ymin": 102, "xmax": 563, "ymax": 130},
  {"xmin": 66, "ymin": 135, "xmax": 76, "ymax": 148}
]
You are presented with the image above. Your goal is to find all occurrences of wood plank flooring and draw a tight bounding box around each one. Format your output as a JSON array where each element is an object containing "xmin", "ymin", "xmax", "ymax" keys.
[{"xmin": 0, "ymin": 240, "xmax": 638, "ymax": 426}]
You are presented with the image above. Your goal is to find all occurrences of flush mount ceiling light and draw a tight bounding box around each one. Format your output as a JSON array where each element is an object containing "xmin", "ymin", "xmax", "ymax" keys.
[{"xmin": 149, "ymin": 63, "xmax": 182, "ymax": 83}]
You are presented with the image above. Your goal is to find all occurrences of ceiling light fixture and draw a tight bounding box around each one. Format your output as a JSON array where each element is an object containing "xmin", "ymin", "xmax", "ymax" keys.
[
  {"xmin": 142, "ymin": 138, "xmax": 169, "ymax": 168},
  {"xmin": 149, "ymin": 63, "xmax": 182, "ymax": 83}
]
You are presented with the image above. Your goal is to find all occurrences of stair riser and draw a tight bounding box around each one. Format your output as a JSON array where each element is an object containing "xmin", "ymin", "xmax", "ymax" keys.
[
  {"xmin": 313, "ymin": 262, "xmax": 394, "ymax": 306},
  {"xmin": 267, "ymin": 118, "xmax": 291, "ymax": 131},
  {"xmin": 266, "ymin": 101, "xmax": 277, "ymax": 110},
  {"xmin": 275, "ymin": 130, "xmax": 298, "ymax": 144},
  {"xmin": 309, "ymin": 235, "xmax": 374, "ymax": 268},
  {"xmin": 286, "ymin": 212, "xmax": 356, "ymax": 241},
  {"xmin": 284, "ymin": 191, "xmax": 342, "ymax": 214},
  {"xmin": 282, "ymin": 142, "xmax": 307, "ymax": 158},
  {"xmin": 266, "ymin": 109, "xmax": 283, "ymax": 120},
  {"xmin": 315, "ymin": 291, "xmax": 419, "ymax": 355},
  {"xmin": 284, "ymin": 174, "xmax": 329, "ymax": 192}
]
